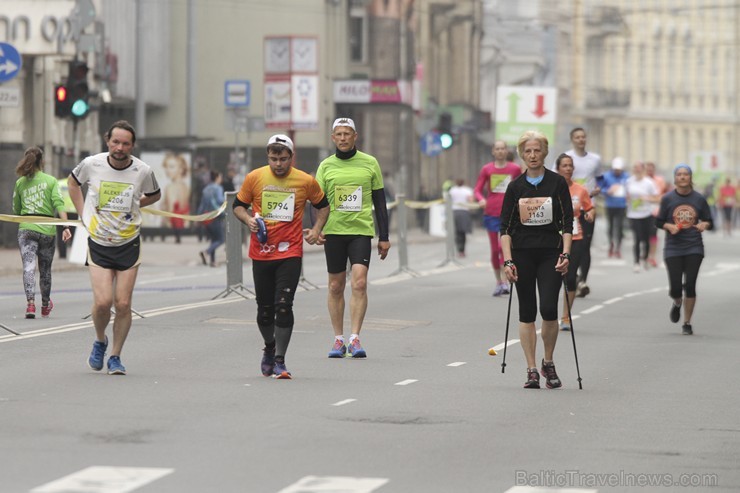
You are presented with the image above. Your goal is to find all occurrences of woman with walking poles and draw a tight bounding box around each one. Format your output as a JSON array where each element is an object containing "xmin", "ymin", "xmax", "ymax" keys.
[{"xmin": 500, "ymin": 131, "xmax": 573, "ymax": 389}]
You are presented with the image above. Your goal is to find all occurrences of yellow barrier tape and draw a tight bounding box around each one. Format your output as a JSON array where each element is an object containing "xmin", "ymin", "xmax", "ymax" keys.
[
  {"xmin": 141, "ymin": 200, "xmax": 228, "ymax": 222},
  {"xmin": 0, "ymin": 215, "xmax": 82, "ymax": 227},
  {"xmin": 1, "ymin": 200, "xmax": 228, "ymax": 227}
]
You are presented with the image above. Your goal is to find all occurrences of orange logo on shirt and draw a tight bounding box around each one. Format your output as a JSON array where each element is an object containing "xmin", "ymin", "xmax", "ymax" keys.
[{"xmin": 673, "ymin": 204, "xmax": 696, "ymax": 229}]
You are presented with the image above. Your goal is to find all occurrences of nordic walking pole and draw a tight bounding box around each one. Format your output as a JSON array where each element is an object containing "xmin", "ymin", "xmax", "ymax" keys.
[
  {"xmin": 562, "ymin": 276, "xmax": 583, "ymax": 389},
  {"xmin": 501, "ymin": 282, "xmax": 514, "ymax": 373}
]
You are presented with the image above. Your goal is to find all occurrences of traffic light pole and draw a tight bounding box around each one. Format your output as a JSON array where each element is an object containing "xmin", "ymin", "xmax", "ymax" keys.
[{"xmin": 73, "ymin": 119, "xmax": 81, "ymax": 166}]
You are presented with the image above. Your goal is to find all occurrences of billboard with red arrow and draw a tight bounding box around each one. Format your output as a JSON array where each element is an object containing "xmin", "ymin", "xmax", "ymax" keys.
[{"xmin": 495, "ymin": 86, "xmax": 557, "ymax": 147}]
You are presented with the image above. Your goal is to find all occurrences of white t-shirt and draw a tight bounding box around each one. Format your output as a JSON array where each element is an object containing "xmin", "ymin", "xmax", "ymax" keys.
[
  {"xmin": 72, "ymin": 152, "xmax": 160, "ymax": 246},
  {"xmin": 448, "ymin": 185, "xmax": 474, "ymax": 211},
  {"xmin": 565, "ymin": 150, "xmax": 602, "ymax": 194},
  {"xmin": 625, "ymin": 176, "xmax": 658, "ymax": 219}
]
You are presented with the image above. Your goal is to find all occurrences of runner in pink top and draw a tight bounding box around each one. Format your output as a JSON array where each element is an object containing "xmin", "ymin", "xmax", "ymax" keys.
[{"xmin": 474, "ymin": 140, "xmax": 522, "ymax": 296}]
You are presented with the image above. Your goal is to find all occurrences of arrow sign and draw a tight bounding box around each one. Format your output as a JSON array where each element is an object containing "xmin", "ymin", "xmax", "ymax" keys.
[
  {"xmin": 495, "ymin": 85, "xmax": 557, "ymax": 146},
  {"xmin": 507, "ymin": 93, "xmax": 521, "ymax": 123},
  {"xmin": 0, "ymin": 42, "xmax": 23, "ymax": 83},
  {"xmin": 532, "ymin": 94, "xmax": 547, "ymax": 118}
]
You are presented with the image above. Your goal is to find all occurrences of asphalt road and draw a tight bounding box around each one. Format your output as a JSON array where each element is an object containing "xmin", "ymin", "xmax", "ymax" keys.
[{"xmin": 1, "ymin": 228, "xmax": 738, "ymax": 493}]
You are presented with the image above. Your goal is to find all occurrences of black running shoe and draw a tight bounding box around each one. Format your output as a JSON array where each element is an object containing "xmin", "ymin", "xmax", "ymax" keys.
[
  {"xmin": 669, "ymin": 302, "xmax": 681, "ymax": 323},
  {"xmin": 523, "ymin": 368, "xmax": 540, "ymax": 389},
  {"xmin": 682, "ymin": 323, "xmax": 693, "ymax": 335},
  {"xmin": 540, "ymin": 359, "xmax": 562, "ymax": 389}
]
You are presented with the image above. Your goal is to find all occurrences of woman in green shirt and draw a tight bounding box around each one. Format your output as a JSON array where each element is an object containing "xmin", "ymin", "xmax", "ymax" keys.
[{"xmin": 12, "ymin": 147, "xmax": 72, "ymax": 318}]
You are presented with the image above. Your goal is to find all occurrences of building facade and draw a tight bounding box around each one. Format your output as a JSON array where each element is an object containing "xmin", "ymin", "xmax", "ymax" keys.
[{"xmin": 549, "ymin": 0, "xmax": 739, "ymax": 182}]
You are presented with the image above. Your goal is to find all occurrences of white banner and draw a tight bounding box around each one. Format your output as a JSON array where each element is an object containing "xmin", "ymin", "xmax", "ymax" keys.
[
  {"xmin": 264, "ymin": 79, "xmax": 292, "ymax": 128},
  {"xmin": 291, "ymin": 75, "xmax": 319, "ymax": 129}
]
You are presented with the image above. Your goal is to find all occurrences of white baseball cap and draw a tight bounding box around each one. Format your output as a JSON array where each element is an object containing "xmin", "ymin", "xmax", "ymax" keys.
[
  {"xmin": 267, "ymin": 134, "xmax": 294, "ymax": 154},
  {"xmin": 611, "ymin": 157, "xmax": 625, "ymax": 170},
  {"xmin": 332, "ymin": 117, "xmax": 356, "ymax": 132}
]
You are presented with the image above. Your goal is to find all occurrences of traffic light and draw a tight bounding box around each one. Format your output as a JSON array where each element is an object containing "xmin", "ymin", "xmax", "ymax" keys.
[
  {"xmin": 438, "ymin": 112, "xmax": 454, "ymax": 150},
  {"xmin": 54, "ymin": 84, "xmax": 71, "ymax": 118},
  {"xmin": 67, "ymin": 60, "xmax": 90, "ymax": 119}
]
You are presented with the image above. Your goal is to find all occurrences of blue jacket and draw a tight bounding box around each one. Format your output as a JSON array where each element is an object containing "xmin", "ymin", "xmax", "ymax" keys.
[{"xmin": 597, "ymin": 171, "xmax": 630, "ymax": 208}]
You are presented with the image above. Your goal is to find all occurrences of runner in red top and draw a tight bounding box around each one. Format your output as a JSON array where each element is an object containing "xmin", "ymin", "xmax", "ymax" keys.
[
  {"xmin": 233, "ymin": 134, "xmax": 329, "ymax": 379},
  {"xmin": 555, "ymin": 153, "xmax": 594, "ymax": 331},
  {"xmin": 473, "ymin": 140, "xmax": 522, "ymax": 297}
]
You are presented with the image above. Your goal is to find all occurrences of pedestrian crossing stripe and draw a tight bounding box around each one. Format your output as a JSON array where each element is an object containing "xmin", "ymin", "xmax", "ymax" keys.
[{"xmin": 31, "ymin": 466, "xmax": 174, "ymax": 493}]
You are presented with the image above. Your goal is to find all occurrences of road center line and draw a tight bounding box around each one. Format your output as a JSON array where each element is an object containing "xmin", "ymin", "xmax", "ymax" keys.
[
  {"xmin": 332, "ymin": 399, "xmax": 357, "ymax": 406},
  {"xmin": 447, "ymin": 362, "xmax": 466, "ymax": 367},
  {"xmin": 394, "ymin": 379, "xmax": 418, "ymax": 386},
  {"xmin": 580, "ymin": 305, "xmax": 603, "ymax": 314}
]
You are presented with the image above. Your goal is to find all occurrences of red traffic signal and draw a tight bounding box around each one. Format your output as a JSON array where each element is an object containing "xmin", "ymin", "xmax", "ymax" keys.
[
  {"xmin": 55, "ymin": 85, "xmax": 68, "ymax": 102},
  {"xmin": 54, "ymin": 84, "xmax": 72, "ymax": 118}
]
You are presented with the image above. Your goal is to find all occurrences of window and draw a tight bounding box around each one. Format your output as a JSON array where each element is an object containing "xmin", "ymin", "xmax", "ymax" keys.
[{"xmin": 349, "ymin": 1, "xmax": 368, "ymax": 63}]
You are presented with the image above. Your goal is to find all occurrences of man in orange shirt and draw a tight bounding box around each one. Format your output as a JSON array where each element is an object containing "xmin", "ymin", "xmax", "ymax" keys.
[{"xmin": 233, "ymin": 135, "xmax": 329, "ymax": 379}]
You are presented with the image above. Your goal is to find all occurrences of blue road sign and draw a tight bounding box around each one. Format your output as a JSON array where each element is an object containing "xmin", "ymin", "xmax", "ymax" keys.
[
  {"xmin": 225, "ymin": 80, "xmax": 250, "ymax": 107},
  {"xmin": 420, "ymin": 131, "xmax": 443, "ymax": 157},
  {"xmin": 0, "ymin": 42, "xmax": 22, "ymax": 83}
]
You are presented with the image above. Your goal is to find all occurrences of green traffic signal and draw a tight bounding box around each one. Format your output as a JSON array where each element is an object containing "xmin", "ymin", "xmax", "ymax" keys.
[
  {"xmin": 71, "ymin": 99, "xmax": 90, "ymax": 118},
  {"xmin": 440, "ymin": 133, "xmax": 454, "ymax": 149}
]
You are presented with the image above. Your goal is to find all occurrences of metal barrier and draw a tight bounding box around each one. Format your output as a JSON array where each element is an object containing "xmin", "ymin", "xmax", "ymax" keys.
[{"xmin": 212, "ymin": 192, "xmax": 255, "ymax": 300}]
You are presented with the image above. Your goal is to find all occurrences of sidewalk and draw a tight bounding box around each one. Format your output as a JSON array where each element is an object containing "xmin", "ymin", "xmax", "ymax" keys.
[{"xmin": 0, "ymin": 227, "xmax": 445, "ymax": 278}]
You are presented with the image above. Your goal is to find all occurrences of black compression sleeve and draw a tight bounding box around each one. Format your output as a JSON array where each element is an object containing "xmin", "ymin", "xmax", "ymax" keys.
[
  {"xmin": 232, "ymin": 196, "xmax": 250, "ymax": 211},
  {"xmin": 372, "ymin": 188, "xmax": 390, "ymax": 241}
]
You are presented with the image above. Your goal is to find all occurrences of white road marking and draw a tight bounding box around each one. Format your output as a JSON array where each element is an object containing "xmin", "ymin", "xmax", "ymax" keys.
[
  {"xmin": 0, "ymin": 298, "xmax": 244, "ymax": 344},
  {"xmin": 447, "ymin": 362, "xmax": 466, "ymax": 367},
  {"xmin": 490, "ymin": 339, "xmax": 520, "ymax": 352},
  {"xmin": 332, "ymin": 399, "xmax": 357, "ymax": 406},
  {"xmin": 277, "ymin": 475, "xmax": 389, "ymax": 493},
  {"xmin": 31, "ymin": 466, "xmax": 173, "ymax": 493},
  {"xmin": 394, "ymin": 379, "xmax": 418, "ymax": 386},
  {"xmin": 603, "ymin": 297, "xmax": 623, "ymax": 305},
  {"xmin": 580, "ymin": 305, "xmax": 603, "ymax": 314}
]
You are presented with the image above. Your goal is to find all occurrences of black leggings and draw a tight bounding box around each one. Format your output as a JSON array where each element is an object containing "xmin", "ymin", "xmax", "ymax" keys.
[
  {"xmin": 578, "ymin": 216, "xmax": 594, "ymax": 282},
  {"xmin": 630, "ymin": 217, "xmax": 653, "ymax": 264},
  {"xmin": 564, "ymin": 239, "xmax": 587, "ymax": 292},
  {"xmin": 664, "ymin": 254, "xmax": 703, "ymax": 299},
  {"xmin": 513, "ymin": 248, "xmax": 562, "ymax": 323},
  {"xmin": 607, "ymin": 207, "xmax": 626, "ymax": 250},
  {"xmin": 252, "ymin": 257, "xmax": 302, "ymax": 328}
]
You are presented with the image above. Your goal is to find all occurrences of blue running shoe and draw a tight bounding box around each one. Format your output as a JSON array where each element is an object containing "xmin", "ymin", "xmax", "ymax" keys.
[
  {"xmin": 272, "ymin": 360, "xmax": 292, "ymax": 379},
  {"xmin": 261, "ymin": 346, "xmax": 276, "ymax": 376},
  {"xmin": 107, "ymin": 356, "xmax": 126, "ymax": 375},
  {"xmin": 87, "ymin": 337, "xmax": 108, "ymax": 371},
  {"xmin": 328, "ymin": 339, "xmax": 347, "ymax": 358},
  {"xmin": 348, "ymin": 338, "xmax": 366, "ymax": 358}
]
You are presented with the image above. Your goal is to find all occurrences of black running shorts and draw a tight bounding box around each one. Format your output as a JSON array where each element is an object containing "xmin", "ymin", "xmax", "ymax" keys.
[
  {"xmin": 323, "ymin": 235, "xmax": 372, "ymax": 274},
  {"xmin": 87, "ymin": 237, "xmax": 142, "ymax": 271}
]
